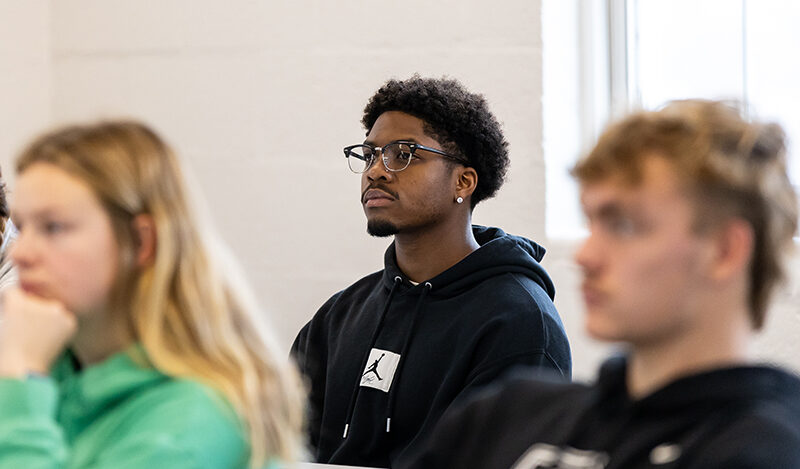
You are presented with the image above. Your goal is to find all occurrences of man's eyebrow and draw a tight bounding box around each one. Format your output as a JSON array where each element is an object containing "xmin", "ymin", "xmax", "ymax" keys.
[
  {"xmin": 596, "ymin": 199, "xmax": 649, "ymax": 224},
  {"xmin": 584, "ymin": 200, "xmax": 627, "ymax": 221},
  {"xmin": 596, "ymin": 201, "xmax": 625, "ymax": 218}
]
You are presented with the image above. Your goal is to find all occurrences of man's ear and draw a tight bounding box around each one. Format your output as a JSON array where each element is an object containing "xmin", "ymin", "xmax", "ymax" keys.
[
  {"xmin": 132, "ymin": 214, "xmax": 157, "ymax": 268},
  {"xmin": 710, "ymin": 218, "xmax": 754, "ymax": 282},
  {"xmin": 455, "ymin": 166, "xmax": 478, "ymax": 202}
]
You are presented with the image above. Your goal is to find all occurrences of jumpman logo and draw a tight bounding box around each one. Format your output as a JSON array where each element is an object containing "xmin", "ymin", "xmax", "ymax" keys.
[{"xmin": 362, "ymin": 353, "xmax": 385, "ymax": 381}]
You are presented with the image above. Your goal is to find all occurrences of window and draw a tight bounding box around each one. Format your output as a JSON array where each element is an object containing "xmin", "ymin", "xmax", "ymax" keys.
[
  {"xmin": 544, "ymin": 0, "xmax": 800, "ymax": 238},
  {"xmin": 629, "ymin": 0, "xmax": 800, "ymax": 180}
]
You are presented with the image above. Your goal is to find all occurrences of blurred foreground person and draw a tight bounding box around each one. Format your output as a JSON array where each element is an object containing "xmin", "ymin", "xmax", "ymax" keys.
[
  {"xmin": 0, "ymin": 121, "xmax": 304, "ymax": 468},
  {"xmin": 402, "ymin": 100, "xmax": 800, "ymax": 469}
]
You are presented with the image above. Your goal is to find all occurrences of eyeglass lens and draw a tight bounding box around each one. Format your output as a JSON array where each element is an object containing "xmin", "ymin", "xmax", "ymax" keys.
[{"xmin": 347, "ymin": 143, "xmax": 413, "ymax": 173}]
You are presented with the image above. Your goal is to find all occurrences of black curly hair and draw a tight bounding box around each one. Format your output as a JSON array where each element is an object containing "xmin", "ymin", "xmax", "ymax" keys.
[{"xmin": 361, "ymin": 75, "xmax": 510, "ymax": 208}]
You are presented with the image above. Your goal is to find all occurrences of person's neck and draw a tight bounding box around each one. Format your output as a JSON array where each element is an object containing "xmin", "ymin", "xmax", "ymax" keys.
[
  {"xmin": 626, "ymin": 302, "xmax": 752, "ymax": 399},
  {"xmin": 72, "ymin": 308, "xmax": 134, "ymax": 367},
  {"xmin": 394, "ymin": 218, "xmax": 480, "ymax": 283}
]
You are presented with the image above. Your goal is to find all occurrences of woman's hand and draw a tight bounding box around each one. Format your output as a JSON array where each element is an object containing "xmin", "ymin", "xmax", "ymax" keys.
[{"xmin": 0, "ymin": 288, "xmax": 77, "ymax": 378}]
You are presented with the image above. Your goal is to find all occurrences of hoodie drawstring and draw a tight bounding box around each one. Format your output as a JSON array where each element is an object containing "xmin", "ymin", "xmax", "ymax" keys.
[
  {"xmin": 385, "ymin": 281, "xmax": 431, "ymax": 433},
  {"xmin": 342, "ymin": 275, "xmax": 402, "ymax": 439}
]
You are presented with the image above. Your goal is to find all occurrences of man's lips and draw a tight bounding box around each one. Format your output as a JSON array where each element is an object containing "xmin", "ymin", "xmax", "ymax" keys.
[
  {"xmin": 362, "ymin": 188, "xmax": 397, "ymax": 207},
  {"xmin": 581, "ymin": 283, "xmax": 606, "ymax": 307}
]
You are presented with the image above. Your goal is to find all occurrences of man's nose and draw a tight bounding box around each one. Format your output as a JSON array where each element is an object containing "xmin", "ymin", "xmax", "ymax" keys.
[
  {"xmin": 574, "ymin": 232, "xmax": 602, "ymax": 276},
  {"xmin": 365, "ymin": 151, "xmax": 391, "ymax": 181}
]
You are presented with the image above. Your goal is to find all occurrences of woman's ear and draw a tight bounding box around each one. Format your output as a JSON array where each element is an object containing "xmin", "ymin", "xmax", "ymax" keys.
[{"xmin": 132, "ymin": 214, "xmax": 156, "ymax": 267}]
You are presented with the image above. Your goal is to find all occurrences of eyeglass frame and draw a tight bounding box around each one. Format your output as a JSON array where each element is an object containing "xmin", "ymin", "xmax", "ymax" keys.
[{"xmin": 343, "ymin": 140, "xmax": 469, "ymax": 173}]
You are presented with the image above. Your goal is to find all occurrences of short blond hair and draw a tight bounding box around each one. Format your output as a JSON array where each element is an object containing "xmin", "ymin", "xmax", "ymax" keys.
[
  {"xmin": 573, "ymin": 100, "xmax": 798, "ymax": 329},
  {"xmin": 17, "ymin": 121, "xmax": 305, "ymax": 466}
]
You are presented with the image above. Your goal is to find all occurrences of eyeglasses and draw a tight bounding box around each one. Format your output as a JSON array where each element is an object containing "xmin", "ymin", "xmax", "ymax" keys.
[{"xmin": 343, "ymin": 141, "xmax": 468, "ymax": 173}]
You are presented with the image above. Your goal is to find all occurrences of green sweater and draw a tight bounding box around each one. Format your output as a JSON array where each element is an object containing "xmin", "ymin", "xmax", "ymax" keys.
[{"xmin": 0, "ymin": 345, "xmax": 251, "ymax": 468}]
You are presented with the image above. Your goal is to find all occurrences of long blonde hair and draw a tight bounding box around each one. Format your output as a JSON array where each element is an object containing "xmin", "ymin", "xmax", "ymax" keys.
[{"xmin": 16, "ymin": 121, "xmax": 305, "ymax": 466}]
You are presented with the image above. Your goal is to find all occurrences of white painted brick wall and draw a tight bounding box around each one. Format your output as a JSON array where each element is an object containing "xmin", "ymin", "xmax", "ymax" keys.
[{"xmin": 0, "ymin": 0, "xmax": 51, "ymax": 185}]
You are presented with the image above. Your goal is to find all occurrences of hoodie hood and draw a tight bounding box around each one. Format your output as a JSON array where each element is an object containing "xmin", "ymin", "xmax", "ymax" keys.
[{"xmin": 382, "ymin": 225, "xmax": 555, "ymax": 298}]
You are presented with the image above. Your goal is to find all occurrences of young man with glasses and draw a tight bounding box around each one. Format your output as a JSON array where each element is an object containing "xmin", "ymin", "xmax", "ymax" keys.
[
  {"xmin": 401, "ymin": 100, "xmax": 800, "ymax": 469},
  {"xmin": 291, "ymin": 76, "xmax": 571, "ymax": 468}
]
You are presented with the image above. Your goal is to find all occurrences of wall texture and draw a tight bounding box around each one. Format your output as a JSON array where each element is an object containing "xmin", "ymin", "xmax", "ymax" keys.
[{"xmin": 0, "ymin": 0, "xmax": 51, "ymax": 184}]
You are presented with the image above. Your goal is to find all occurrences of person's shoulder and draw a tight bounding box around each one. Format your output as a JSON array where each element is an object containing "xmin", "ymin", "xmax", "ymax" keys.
[
  {"xmin": 688, "ymin": 409, "xmax": 800, "ymax": 468},
  {"xmin": 499, "ymin": 367, "xmax": 587, "ymax": 400},
  {"xmin": 450, "ymin": 276, "xmax": 571, "ymax": 375},
  {"xmin": 464, "ymin": 266, "xmax": 557, "ymax": 317},
  {"xmin": 462, "ymin": 274, "xmax": 566, "ymax": 338},
  {"xmin": 455, "ymin": 367, "xmax": 589, "ymax": 424},
  {"xmin": 684, "ymin": 368, "xmax": 800, "ymax": 468},
  {"xmin": 134, "ymin": 377, "xmax": 243, "ymax": 428},
  {"xmin": 398, "ymin": 370, "xmax": 590, "ymax": 469},
  {"xmin": 125, "ymin": 378, "xmax": 249, "ymax": 462},
  {"xmin": 730, "ymin": 392, "xmax": 800, "ymax": 444}
]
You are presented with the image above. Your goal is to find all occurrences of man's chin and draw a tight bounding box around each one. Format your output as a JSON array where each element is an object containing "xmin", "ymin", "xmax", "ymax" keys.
[
  {"xmin": 367, "ymin": 219, "xmax": 399, "ymax": 237},
  {"xmin": 584, "ymin": 312, "xmax": 625, "ymax": 343}
]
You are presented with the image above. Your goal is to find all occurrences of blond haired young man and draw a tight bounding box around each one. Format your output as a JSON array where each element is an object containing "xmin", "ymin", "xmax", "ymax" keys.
[{"xmin": 402, "ymin": 100, "xmax": 800, "ymax": 469}]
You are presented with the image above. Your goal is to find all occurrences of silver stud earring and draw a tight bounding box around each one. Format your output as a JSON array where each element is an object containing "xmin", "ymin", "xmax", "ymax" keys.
[{"xmin": 456, "ymin": 196, "xmax": 464, "ymax": 204}]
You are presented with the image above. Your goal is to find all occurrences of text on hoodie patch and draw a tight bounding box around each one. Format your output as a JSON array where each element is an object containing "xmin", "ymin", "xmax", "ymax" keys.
[{"xmin": 359, "ymin": 348, "xmax": 401, "ymax": 393}]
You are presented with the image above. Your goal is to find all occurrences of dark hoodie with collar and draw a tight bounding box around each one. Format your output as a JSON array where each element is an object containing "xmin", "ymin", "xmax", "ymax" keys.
[
  {"xmin": 401, "ymin": 356, "xmax": 800, "ymax": 469},
  {"xmin": 291, "ymin": 226, "xmax": 571, "ymax": 468}
]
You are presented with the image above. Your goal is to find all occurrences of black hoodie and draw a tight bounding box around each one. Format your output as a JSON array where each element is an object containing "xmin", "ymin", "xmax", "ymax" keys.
[
  {"xmin": 401, "ymin": 356, "xmax": 800, "ymax": 469},
  {"xmin": 291, "ymin": 226, "xmax": 571, "ymax": 468}
]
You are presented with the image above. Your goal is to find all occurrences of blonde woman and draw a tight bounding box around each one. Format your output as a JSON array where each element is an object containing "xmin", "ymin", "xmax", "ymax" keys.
[{"xmin": 0, "ymin": 121, "xmax": 304, "ymax": 468}]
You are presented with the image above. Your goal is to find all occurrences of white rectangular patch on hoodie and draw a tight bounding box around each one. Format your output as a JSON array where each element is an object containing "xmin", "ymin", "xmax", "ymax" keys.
[{"xmin": 359, "ymin": 348, "xmax": 401, "ymax": 393}]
